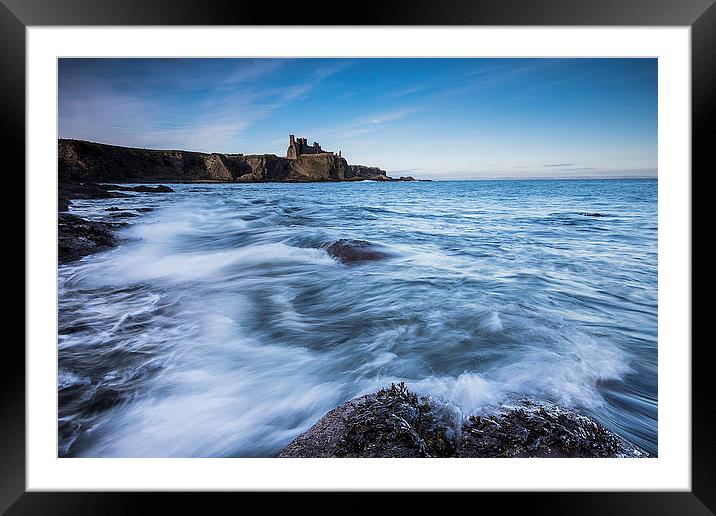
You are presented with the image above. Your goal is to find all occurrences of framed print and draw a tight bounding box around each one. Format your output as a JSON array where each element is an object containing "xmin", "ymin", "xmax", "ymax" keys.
[{"xmin": 5, "ymin": 0, "xmax": 711, "ymax": 513}]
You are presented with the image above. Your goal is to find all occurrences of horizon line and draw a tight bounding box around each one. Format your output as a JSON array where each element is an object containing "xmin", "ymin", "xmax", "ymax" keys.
[{"xmin": 57, "ymin": 138, "xmax": 657, "ymax": 181}]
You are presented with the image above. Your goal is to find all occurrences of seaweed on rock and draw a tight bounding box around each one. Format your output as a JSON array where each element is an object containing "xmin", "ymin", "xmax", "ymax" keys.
[
  {"xmin": 279, "ymin": 385, "xmax": 650, "ymax": 458},
  {"xmin": 335, "ymin": 383, "xmax": 457, "ymax": 458}
]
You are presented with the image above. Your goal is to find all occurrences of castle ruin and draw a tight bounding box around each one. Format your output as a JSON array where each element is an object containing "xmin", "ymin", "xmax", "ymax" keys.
[{"xmin": 287, "ymin": 134, "xmax": 340, "ymax": 160}]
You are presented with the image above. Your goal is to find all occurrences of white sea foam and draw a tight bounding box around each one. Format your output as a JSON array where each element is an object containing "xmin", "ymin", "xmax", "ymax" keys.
[
  {"xmin": 77, "ymin": 313, "xmax": 346, "ymax": 457},
  {"xmin": 412, "ymin": 330, "xmax": 632, "ymax": 416},
  {"xmin": 483, "ymin": 310, "xmax": 504, "ymax": 333},
  {"xmin": 73, "ymin": 238, "xmax": 335, "ymax": 287},
  {"xmin": 58, "ymin": 181, "xmax": 658, "ymax": 457},
  {"xmin": 58, "ymin": 370, "xmax": 91, "ymax": 390}
]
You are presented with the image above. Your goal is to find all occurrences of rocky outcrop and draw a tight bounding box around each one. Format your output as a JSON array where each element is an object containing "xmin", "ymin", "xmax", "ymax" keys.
[
  {"xmin": 280, "ymin": 383, "xmax": 456, "ymax": 458},
  {"xmin": 103, "ymin": 184, "xmax": 175, "ymax": 193},
  {"xmin": 59, "ymin": 139, "xmax": 396, "ymax": 183},
  {"xmin": 347, "ymin": 165, "xmax": 393, "ymax": 181},
  {"xmin": 57, "ymin": 181, "xmax": 173, "ymax": 213},
  {"xmin": 322, "ymin": 239, "xmax": 392, "ymax": 264},
  {"xmin": 57, "ymin": 181, "xmax": 174, "ymax": 262},
  {"xmin": 279, "ymin": 384, "xmax": 650, "ymax": 458},
  {"xmin": 58, "ymin": 213, "xmax": 120, "ymax": 263},
  {"xmin": 58, "ymin": 181, "xmax": 129, "ymax": 212},
  {"xmin": 458, "ymin": 400, "xmax": 647, "ymax": 458},
  {"xmin": 58, "ymin": 181, "xmax": 130, "ymax": 200}
]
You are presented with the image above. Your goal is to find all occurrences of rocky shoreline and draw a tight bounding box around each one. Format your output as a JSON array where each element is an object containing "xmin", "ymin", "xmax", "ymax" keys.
[
  {"xmin": 58, "ymin": 181, "xmax": 175, "ymax": 263},
  {"xmin": 279, "ymin": 383, "xmax": 650, "ymax": 458},
  {"xmin": 57, "ymin": 135, "xmax": 420, "ymax": 264},
  {"xmin": 57, "ymin": 183, "xmax": 405, "ymax": 265}
]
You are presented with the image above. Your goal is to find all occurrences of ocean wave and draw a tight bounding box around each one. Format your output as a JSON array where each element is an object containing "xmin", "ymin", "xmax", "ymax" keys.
[{"xmin": 58, "ymin": 180, "xmax": 657, "ymax": 456}]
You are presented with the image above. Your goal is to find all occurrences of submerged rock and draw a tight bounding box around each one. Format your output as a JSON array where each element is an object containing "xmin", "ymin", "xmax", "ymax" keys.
[
  {"xmin": 279, "ymin": 384, "xmax": 649, "ymax": 458},
  {"xmin": 580, "ymin": 212, "xmax": 607, "ymax": 217},
  {"xmin": 58, "ymin": 213, "xmax": 118, "ymax": 263},
  {"xmin": 323, "ymin": 239, "xmax": 391, "ymax": 264}
]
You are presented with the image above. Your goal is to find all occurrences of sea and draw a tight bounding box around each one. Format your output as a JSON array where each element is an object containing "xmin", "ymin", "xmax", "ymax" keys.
[{"xmin": 58, "ymin": 179, "xmax": 658, "ymax": 457}]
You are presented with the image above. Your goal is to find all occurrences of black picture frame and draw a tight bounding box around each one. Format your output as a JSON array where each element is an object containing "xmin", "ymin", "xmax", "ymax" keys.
[{"xmin": 5, "ymin": 0, "xmax": 711, "ymax": 513}]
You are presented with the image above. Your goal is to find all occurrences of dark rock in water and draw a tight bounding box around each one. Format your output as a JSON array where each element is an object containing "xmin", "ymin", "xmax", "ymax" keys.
[
  {"xmin": 58, "ymin": 194, "xmax": 71, "ymax": 212},
  {"xmin": 398, "ymin": 176, "xmax": 415, "ymax": 181},
  {"xmin": 149, "ymin": 185, "xmax": 173, "ymax": 193},
  {"xmin": 104, "ymin": 184, "xmax": 174, "ymax": 193},
  {"xmin": 280, "ymin": 383, "xmax": 457, "ymax": 458},
  {"xmin": 581, "ymin": 212, "xmax": 607, "ymax": 217},
  {"xmin": 459, "ymin": 400, "xmax": 648, "ymax": 458},
  {"xmin": 323, "ymin": 239, "xmax": 390, "ymax": 264},
  {"xmin": 136, "ymin": 207, "xmax": 154, "ymax": 212},
  {"xmin": 58, "ymin": 213, "xmax": 118, "ymax": 263},
  {"xmin": 279, "ymin": 384, "xmax": 649, "ymax": 458},
  {"xmin": 59, "ymin": 181, "xmax": 130, "ymax": 201},
  {"xmin": 106, "ymin": 206, "xmax": 121, "ymax": 211},
  {"xmin": 110, "ymin": 212, "xmax": 139, "ymax": 218}
]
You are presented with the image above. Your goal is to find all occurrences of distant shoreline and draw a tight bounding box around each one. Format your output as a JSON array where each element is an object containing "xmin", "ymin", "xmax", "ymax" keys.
[
  {"xmin": 87, "ymin": 176, "xmax": 656, "ymax": 184},
  {"xmin": 59, "ymin": 138, "xmax": 413, "ymax": 184}
]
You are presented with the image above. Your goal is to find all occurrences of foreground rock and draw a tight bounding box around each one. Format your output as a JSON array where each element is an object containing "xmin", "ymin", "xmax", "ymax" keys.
[
  {"xmin": 322, "ymin": 239, "xmax": 391, "ymax": 264},
  {"xmin": 458, "ymin": 400, "xmax": 648, "ymax": 458},
  {"xmin": 279, "ymin": 384, "xmax": 649, "ymax": 458},
  {"xmin": 58, "ymin": 213, "xmax": 119, "ymax": 263},
  {"xmin": 280, "ymin": 383, "xmax": 456, "ymax": 458}
]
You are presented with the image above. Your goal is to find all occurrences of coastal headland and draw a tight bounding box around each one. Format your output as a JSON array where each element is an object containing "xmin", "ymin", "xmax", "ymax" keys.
[{"xmin": 59, "ymin": 136, "xmax": 414, "ymax": 184}]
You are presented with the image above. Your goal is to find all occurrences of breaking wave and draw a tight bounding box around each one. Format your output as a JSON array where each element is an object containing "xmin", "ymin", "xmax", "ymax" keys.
[{"xmin": 59, "ymin": 180, "xmax": 658, "ymax": 456}]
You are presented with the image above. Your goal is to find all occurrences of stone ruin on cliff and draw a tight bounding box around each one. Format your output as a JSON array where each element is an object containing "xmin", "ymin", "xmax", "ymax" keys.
[{"xmin": 287, "ymin": 134, "xmax": 341, "ymax": 160}]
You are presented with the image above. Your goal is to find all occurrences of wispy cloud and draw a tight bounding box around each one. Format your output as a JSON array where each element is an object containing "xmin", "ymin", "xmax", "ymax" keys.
[
  {"xmin": 59, "ymin": 58, "xmax": 657, "ymax": 177},
  {"xmin": 382, "ymin": 84, "xmax": 428, "ymax": 98},
  {"xmin": 311, "ymin": 107, "xmax": 421, "ymax": 142},
  {"xmin": 59, "ymin": 59, "xmax": 347, "ymax": 152},
  {"xmin": 435, "ymin": 60, "xmax": 571, "ymax": 99}
]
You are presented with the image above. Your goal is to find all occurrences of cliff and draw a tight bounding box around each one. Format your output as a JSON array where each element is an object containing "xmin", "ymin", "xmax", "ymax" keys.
[{"xmin": 58, "ymin": 139, "xmax": 394, "ymax": 183}]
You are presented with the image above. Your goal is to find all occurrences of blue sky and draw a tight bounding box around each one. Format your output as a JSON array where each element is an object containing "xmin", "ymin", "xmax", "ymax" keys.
[{"xmin": 59, "ymin": 58, "xmax": 657, "ymax": 179}]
